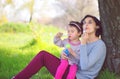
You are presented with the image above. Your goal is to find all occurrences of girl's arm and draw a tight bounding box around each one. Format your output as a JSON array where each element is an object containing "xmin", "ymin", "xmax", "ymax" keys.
[
  {"xmin": 53, "ymin": 32, "xmax": 65, "ymax": 47},
  {"xmin": 61, "ymin": 53, "xmax": 69, "ymax": 59},
  {"xmin": 68, "ymin": 48, "xmax": 79, "ymax": 58}
]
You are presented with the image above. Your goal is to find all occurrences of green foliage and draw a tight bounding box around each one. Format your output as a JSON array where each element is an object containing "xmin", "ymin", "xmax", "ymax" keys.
[
  {"xmin": 31, "ymin": 67, "xmax": 54, "ymax": 79},
  {"xmin": 20, "ymin": 39, "xmax": 37, "ymax": 49},
  {"xmin": 0, "ymin": 22, "xmax": 31, "ymax": 33},
  {"xmin": 97, "ymin": 69, "xmax": 116, "ymax": 79},
  {"xmin": 0, "ymin": 46, "xmax": 34, "ymax": 79},
  {"xmin": 0, "ymin": 22, "xmax": 62, "ymax": 79},
  {"xmin": 0, "ymin": 37, "xmax": 60, "ymax": 79}
]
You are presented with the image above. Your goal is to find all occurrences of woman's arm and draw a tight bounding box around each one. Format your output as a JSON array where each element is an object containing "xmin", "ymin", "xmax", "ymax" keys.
[{"xmin": 79, "ymin": 42, "xmax": 106, "ymax": 70}]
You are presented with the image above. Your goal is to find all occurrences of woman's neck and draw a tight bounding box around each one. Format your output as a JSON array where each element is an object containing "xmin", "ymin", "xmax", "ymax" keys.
[{"xmin": 87, "ymin": 34, "xmax": 99, "ymax": 43}]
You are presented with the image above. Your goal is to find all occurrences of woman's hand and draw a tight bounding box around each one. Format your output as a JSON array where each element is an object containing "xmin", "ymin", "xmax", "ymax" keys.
[
  {"xmin": 55, "ymin": 32, "xmax": 63, "ymax": 38},
  {"xmin": 80, "ymin": 32, "xmax": 89, "ymax": 45},
  {"xmin": 61, "ymin": 53, "xmax": 68, "ymax": 59}
]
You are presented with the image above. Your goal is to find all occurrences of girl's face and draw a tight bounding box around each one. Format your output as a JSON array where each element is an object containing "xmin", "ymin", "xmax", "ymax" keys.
[
  {"xmin": 83, "ymin": 17, "xmax": 98, "ymax": 34},
  {"xmin": 67, "ymin": 26, "xmax": 81, "ymax": 41}
]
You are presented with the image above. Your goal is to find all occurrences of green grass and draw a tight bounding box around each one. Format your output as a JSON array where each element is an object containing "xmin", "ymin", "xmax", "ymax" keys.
[
  {"xmin": 97, "ymin": 69, "xmax": 116, "ymax": 79},
  {"xmin": 0, "ymin": 23, "xmax": 62, "ymax": 79},
  {"xmin": 0, "ymin": 22, "xmax": 31, "ymax": 33},
  {"xmin": 0, "ymin": 22, "xmax": 119, "ymax": 79}
]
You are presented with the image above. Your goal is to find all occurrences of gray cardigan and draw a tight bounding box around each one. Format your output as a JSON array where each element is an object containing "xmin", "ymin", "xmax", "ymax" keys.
[{"xmin": 76, "ymin": 39, "xmax": 106, "ymax": 79}]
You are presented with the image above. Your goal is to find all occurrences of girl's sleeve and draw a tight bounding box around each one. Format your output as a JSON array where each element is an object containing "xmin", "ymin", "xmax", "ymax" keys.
[
  {"xmin": 53, "ymin": 36, "xmax": 66, "ymax": 47},
  {"xmin": 79, "ymin": 42, "xmax": 106, "ymax": 70}
]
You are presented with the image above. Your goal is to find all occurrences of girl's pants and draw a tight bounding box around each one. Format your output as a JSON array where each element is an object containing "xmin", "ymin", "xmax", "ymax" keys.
[{"xmin": 55, "ymin": 59, "xmax": 77, "ymax": 79}]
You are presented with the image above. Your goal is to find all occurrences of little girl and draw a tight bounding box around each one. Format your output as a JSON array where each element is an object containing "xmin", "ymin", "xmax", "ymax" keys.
[{"xmin": 54, "ymin": 21, "xmax": 83, "ymax": 79}]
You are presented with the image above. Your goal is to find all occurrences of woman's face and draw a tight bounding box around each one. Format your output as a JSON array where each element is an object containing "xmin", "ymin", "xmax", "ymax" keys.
[
  {"xmin": 67, "ymin": 26, "xmax": 81, "ymax": 41},
  {"xmin": 82, "ymin": 17, "xmax": 97, "ymax": 34}
]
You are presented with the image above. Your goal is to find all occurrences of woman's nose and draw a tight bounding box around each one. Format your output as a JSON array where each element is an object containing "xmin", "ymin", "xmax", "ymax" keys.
[
  {"xmin": 84, "ymin": 24, "xmax": 88, "ymax": 29},
  {"xmin": 85, "ymin": 23, "xmax": 88, "ymax": 26}
]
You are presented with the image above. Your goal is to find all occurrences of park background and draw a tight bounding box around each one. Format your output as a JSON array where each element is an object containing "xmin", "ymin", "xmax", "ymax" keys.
[{"xmin": 0, "ymin": 0, "xmax": 120, "ymax": 79}]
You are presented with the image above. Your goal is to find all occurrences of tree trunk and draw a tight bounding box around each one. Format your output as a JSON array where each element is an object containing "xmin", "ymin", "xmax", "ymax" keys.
[{"xmin": 98, "ymin": 0, "xmax": 120, "ymax": 73}]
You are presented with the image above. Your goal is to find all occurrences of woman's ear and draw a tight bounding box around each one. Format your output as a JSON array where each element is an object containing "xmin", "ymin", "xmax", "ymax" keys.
[{"xmin": 96, "ymin": 26, "xmax": 99, "ymax": 29}]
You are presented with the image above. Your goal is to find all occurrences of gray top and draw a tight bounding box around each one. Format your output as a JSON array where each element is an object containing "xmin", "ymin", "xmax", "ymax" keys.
[
  {"xmin": 54, "ymin": 36, "xmax": 80, "ymax": 65},
  {"xmin": 76, "ymin": 39, "xmax": 106, "ymax": 79}
]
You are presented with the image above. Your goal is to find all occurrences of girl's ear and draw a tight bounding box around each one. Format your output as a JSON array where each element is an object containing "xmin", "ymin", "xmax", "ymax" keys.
[{"xmin": 78, "ymin": 31, "xmax": 82, "ymax": 37}]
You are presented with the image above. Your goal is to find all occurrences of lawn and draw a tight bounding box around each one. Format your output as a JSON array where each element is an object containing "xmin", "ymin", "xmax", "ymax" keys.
[
  {"xmin": 0, "ymin": 23, "xmax": 63, "ymax": 79},
  {"xmin": 0, "ymin": 22, "xmax": 119, "ymax": 79}
]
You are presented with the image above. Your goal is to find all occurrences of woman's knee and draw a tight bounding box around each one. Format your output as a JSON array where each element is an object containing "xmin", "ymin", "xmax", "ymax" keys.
[
  {"xmin": 37, "ymin": 50, "xmax": 52, "ymax": 58},
  {"xmin": 35, "ymin": 50, "xmax": 47, "ymax": 58},
  {"xmin": 38, "ymin": 50, "xmax": 48, "ymax": 55}
]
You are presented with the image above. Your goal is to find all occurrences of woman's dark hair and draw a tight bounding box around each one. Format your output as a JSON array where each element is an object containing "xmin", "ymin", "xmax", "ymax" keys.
[
  {"xmin": 69, "ymin": 21, "xmax": 83, "ymax": 34},
  {"xmin": 81, "ymin": 15, "xmax": 102, "ymax": 37}
]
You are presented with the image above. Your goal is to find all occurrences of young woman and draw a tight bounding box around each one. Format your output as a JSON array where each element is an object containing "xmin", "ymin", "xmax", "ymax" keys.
[
  {"xmin": 76, "ymin": 15, "xmax": 106, "ymax": 79},
  {"xmin": 12, "ymin": 15, "xmax": 106, "ymax": 79},
  {"xmin": 54, "ymin": 21, "xmax": 83, "ymax": 79}
]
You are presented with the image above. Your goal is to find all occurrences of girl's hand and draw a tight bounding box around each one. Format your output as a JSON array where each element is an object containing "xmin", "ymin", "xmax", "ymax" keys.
[
  {"xmin": 61, "ymin": 53, "xmax": 68, "ymax": 59},
  {"xmin": 80, "ymin": 32, "xmax": 89, "ymax": 45},
  {"xmin": 68, "ymin": 48, "xmax": 77, "ymax": 57},
  {"xmin": 55, "ymin": 32, "xmax": 63, "ymax": 38}
]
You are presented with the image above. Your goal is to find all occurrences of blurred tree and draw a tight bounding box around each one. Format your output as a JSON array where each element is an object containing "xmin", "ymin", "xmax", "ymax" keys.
[
  {"xmin": 98, "ymin": 0, "xmax": 120, "ymax": 74},
  {"xmin": 6, "ymin": 0, "xmax": 13, "ymax": 4},
  {"xmin": 59, "ymin": 0, "xmax": 99, "ymax": 20},
  {"xmin": 0, "ymin": 0, "xmax": 10, "ymax": 24},
  {"xmin": 52, "ymin": 0, "xmax": 99, "ymax": 28},
  {"xmin": 0, "ymin": 15, "xmax": 8, "ymax": 25},
  {"xmin": 28, "ymin": 0, "xmax": 34, "ymax": 22},
  {"xmin": 21, "ymin": 0, "xmax": 35, "ymax": 22},
  {"xmin": 0, "ymin": 0, "xmax": 99, "ymax": 25}
]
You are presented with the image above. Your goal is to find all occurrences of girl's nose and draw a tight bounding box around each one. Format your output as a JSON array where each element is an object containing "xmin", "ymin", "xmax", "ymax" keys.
[{"xmin": 68, "ymin": 33, "xmax": 70, "ymax": 36}]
